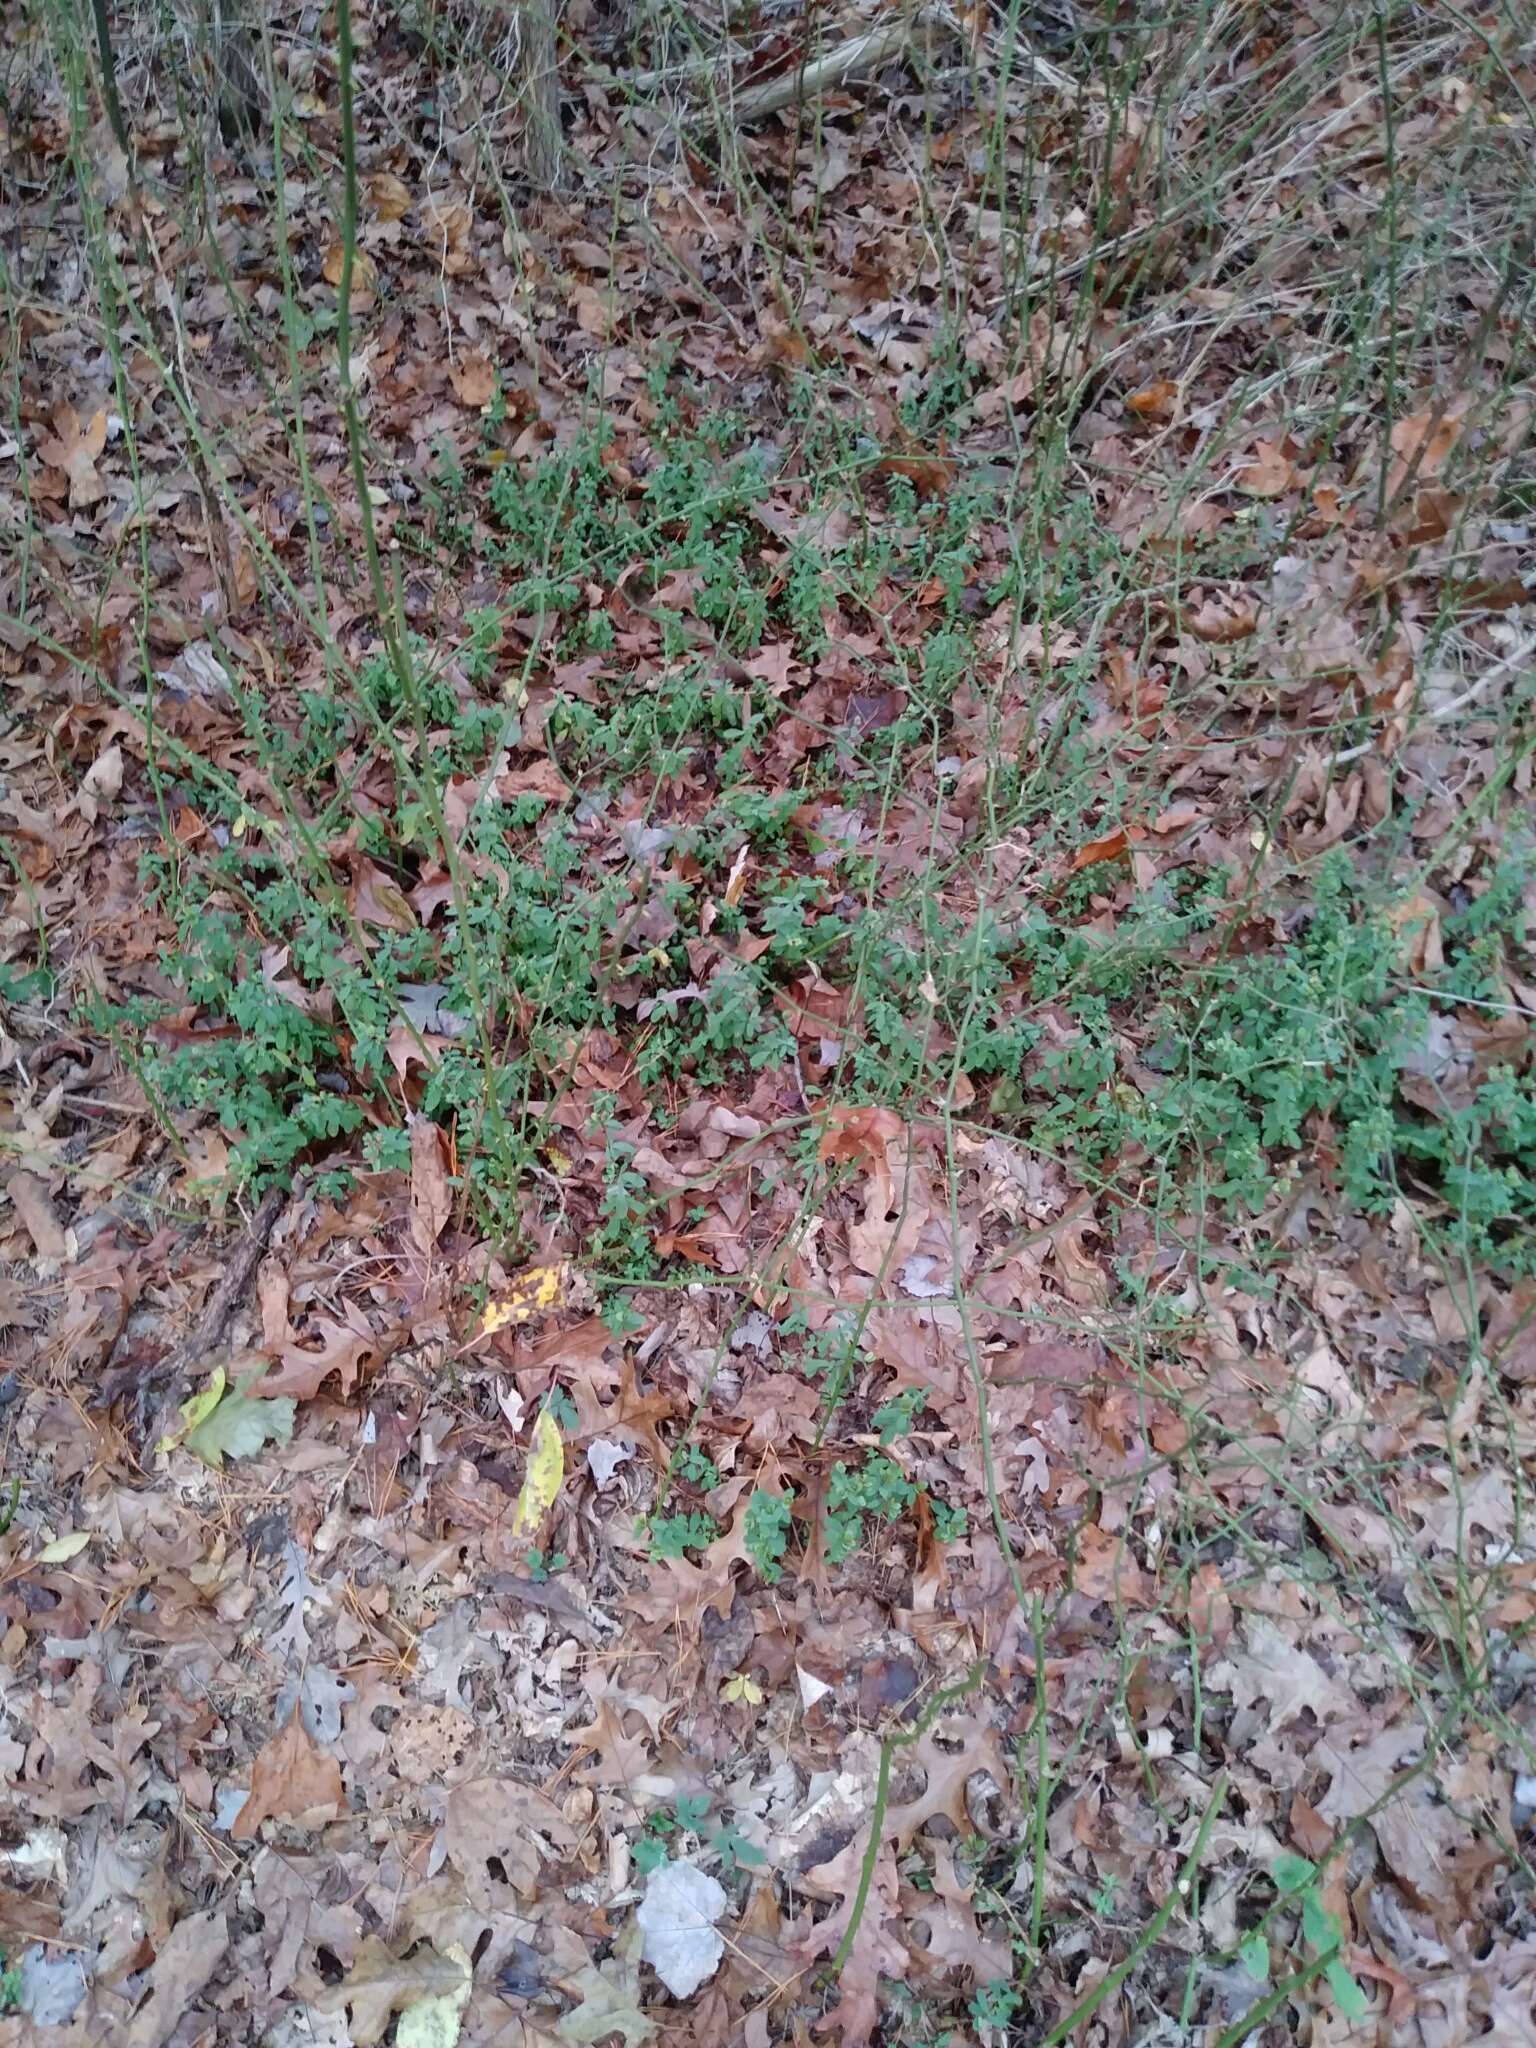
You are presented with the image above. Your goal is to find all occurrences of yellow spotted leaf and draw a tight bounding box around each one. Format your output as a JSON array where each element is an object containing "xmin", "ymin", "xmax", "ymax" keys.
[
  {"xmin": 511, "ymin": 1405, "xmax": 564, "ymax": 1541},
  {"xmin": 722, "ymin": 1673, "xmax": 764, "ymax": 1707},
  {"xmin": 480, "ymin": 1262, "xmax": 566, "ymax": 1335}
]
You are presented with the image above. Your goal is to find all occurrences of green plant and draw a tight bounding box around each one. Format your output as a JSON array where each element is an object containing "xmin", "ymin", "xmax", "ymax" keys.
[
  {"xmin": 525, "ymin": 1547, "xmax": 569, "ymax": 1582},
  {"xmin": 673, "ymin": 1441, "xmax": 721, "ymax": 1491},
  {"xmin": 647, "ymin": 1510, "xmax": 719, "ymax": 1561},
  {"xmin": 744, "ymin": 1488, "xmax": 793, "ymax": 1583},
  {"xmin": 632, "ymin": 1794, "xmax": 766, "ymax": 1877},
  {"xmin": 969, "ymin": 1978, "xmax": 1023, "ymax": 2032},
  {"xmin": 0, "ymin": 1951, "xmax": 20, "ymax": 2015},
  {"xmin": 873, "ymin": 1389, "xmax": 926, "ymax": 1445},
  {"xmin": 1261, "ymin": 1854, "xmax": 1368, "ymax": 2021},
  {"xmin": 825, "ymin": 1455, "xmax": 917, "ymax": 1565}
]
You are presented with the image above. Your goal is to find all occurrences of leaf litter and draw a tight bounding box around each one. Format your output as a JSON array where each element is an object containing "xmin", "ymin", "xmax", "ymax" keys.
[{"xmin": 0, "ymin": 1, "xmax": 1534, "ymax": 2045}]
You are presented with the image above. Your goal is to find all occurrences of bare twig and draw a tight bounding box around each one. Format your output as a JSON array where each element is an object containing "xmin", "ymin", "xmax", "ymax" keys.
[
  {"xmin": 1332, "ymin": 630, "xmax": 1536, "ymax": 764},
  {"xmin": 727, "ymin": 15, "xmax": 950, "ymax": 124},
  {"xmin": 141, "ymin": 1185, "xmax": 288, "ymax": 1447},
  {"xmin": 176, "ymin": 1185, "xmax": 288, "ymax": 1370}
]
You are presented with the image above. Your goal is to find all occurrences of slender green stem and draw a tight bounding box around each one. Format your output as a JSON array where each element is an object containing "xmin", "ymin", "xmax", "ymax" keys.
[
  {"xmin": 829, "ymin": 1660, "xmax": 987, "ymax": 1979},
  {"xmin": 1036, "ymin": 1773, "xmax": 1229, "ymax": 2048}
]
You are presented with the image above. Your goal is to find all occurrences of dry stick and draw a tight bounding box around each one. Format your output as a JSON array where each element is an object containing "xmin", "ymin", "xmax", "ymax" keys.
[
  {"xmin": 711, "ymin": 7, "xmax": 1076, "ymax": 126},
  {"xmin": 1331, "ymin": 628, "xmax": 1536, "ymax": 765},
  {"xmin": 144, "ymin": 1183, "xmax": 287, "ymax": 1447},
  {"xmin": 175, "ymin": 1185, "xmax": 287, "ymax": 1370},
  {"xmin": 727, "ymin": 15, "xmax": 950, "ymax": 124}
]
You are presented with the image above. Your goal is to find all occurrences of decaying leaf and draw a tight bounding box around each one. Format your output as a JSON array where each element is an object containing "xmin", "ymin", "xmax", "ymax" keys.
[
  {"xmin": 636, "ymin": 1859, "xmax": 729, "ymax": 1999},
  {"xmin": 555, "ymin": 1921, "xmax": 654, "ymax": 2047},
  {"xmin": 511, "ymin": 1404, "xmax": 565, "ymax": 1541},
  {"xmin": 318, "ymin": 1938, "xmax": 472, "ymax": 2048},
  {"xmin": 410, "ymin": 1113, "xmax": 453, "ymax": 1252},
  {"xmin": 395, "ymin": 1941, "xmax": 471, "ymax": 2048},
  {"xmin": 481, "ymin": 1262, "xmax": 568, "ymax": 1334},
  {"xmin": 231, "ymin": 1708, "xmax": 345, "ymax": 1837}
]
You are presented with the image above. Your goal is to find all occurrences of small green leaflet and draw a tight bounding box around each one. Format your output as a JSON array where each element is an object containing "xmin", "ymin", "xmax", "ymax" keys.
[
  {"xmin": 1239, "ymin": 1933, "xmax": 1269, "ymax": 1982},
  {"xmin": 1324, "ymin": 1955, "xmax": 1369, "ymax": 2019},
  {"xmin": 1271, "ymin": 1853, "xmax": 1316, "ymax": 1893},
  {"xmin": 160, "ymin": 1365, "xmax": 296, "ymax": 1469}
]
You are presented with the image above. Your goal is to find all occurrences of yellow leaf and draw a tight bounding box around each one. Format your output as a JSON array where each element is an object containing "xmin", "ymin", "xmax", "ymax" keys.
[
  {"xmin": 35, "ymin": 1530, "xmax": 91, "ymax": 1564},
  {"xmin": 157, "ymin": 1364, "xmax": 228, "ymax": 1456},
  {"xmin": 480, "ymin": 1261, "xmax": 567, "ymax": 1335},
  {"xmin": 511, "ymin": 1406, "xmax": 564, "ymax": 1541},
  {"xmin": 722, "ymin": 1672, "xmax": 764, "ymax": 1706}
]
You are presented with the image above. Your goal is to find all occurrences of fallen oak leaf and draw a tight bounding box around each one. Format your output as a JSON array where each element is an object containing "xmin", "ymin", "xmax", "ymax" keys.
[
  {"xmin": 257, "ymin": 1313, "xmax": 380, "ymax": 1401},
  {"xmin": 555, "ymin": 1920, "xmax": 654, "ymax": 2048},
  {"xmin": 231, "ymin": 1707, "xmax": 344, "ymax": 1837},
  {"xmin": 37, "ymin": 403, "xmax": 108, "ymax": 508},
  {"xmin": 317, "ymin": 1936, "xmax": 473, "ymax": 2048}
]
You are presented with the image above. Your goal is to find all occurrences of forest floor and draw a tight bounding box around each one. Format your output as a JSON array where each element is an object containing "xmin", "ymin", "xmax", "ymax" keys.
[{"xmin": 1, "ymin": 2, "xmax": 1534, "ymax": 2045}]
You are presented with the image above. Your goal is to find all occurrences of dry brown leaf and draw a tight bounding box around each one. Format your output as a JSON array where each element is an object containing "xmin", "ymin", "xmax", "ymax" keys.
[
  {"xmin": 317, "ymin": 1935, "xmax": 471, "ymax": 2047},
  {"xmin": 1071, "ymin": 825, "xmax": 1142, "ymax": 871},
  {"xmin": 260, "ymin": 1312, "xmax": 376, "ymax": 1401},
  {"xmin": 368, "ymin": 170, "xmax": 413, "ymax": 220},
  {"xmin": 1236, "ymin": 437, "xmax": 1295, "ymax": 496},
  {"xmin": 789, "ymin": 1836, "xmax": 904, "ymax": 2048},
  {"xmin": 883, "ymin": 1717, "xmax": 1008, "ymax": 1850},
  {"xmin": 409, "ymin": 1113, "xmax": 452, "ymax": 1253},
  {"xmin": 350, "ymin": 855, "xmax": 418, "ymax": 932},
  {"xmin": 321, "ymin": 240, "xmax": 378, "ymax": 296},
  {"xmin": 126, "ymin": 1909, "xmax": 228, "ymax": 2048},
  {"xmin": 1187, "ymin": 595, "xmax": 1259, "ymax": 642},
  {"xmin": 5, "ymin": 1169, "xmax": 68, "ymax": 1260},
  {"xmin": 1126, "ymin": 377, "xmax": 1178, "ymax": 419},
  {"xmin": 444, "ymin": 1776, "xmax": 578, "ymax": 1900},
  {"xmin": 232, "ymin": 1709, "xmax": 345, "ymax": 1837},
  {"xmin": 37, "ymin": 403, "xmax": 108, "ymax": 508},
  {"xmin": 1072, "ymin": 1523, "xmax": 1151, "ymax": 1606},
  {"xmin": 449, "ymin": 348, "xmax": 496, "ymax": 407},
  {"xmin": 1383, "ymin": 403, "xmax": 1465, "ymax": 502}
]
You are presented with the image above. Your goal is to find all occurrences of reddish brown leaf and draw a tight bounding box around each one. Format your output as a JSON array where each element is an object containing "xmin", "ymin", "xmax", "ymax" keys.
[
  {"xmin": 1126, "ymin": 378, "xmax": 1178, "ymax": 419},
  {"xmin": 1071, "ymin": 825, "xmax": 1144, "ymax": 870},
  {"xmin": 231, "ymin": 1710, "xmax": 344, "ymax": 1837}
]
